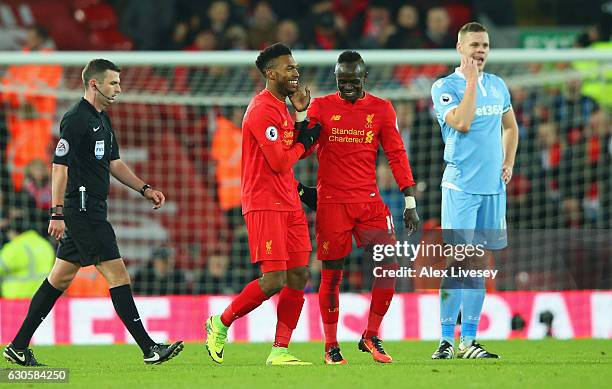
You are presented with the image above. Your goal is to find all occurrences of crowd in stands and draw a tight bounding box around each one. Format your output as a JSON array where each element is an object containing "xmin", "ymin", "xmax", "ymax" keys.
[
  {"xmin": 117, "ymin": 1, "xmax": 463, "ymax": 51},
  {"xmin": 0, "ymin": 0, "xmax": 609, "ymax": 52}
]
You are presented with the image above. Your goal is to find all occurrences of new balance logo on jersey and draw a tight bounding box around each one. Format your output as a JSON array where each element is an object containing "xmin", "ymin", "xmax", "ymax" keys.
[
  {"xmin": 475, "ymin": 104, "xmax": 503, "ymax": 116},
  {"xmin": 331, "ymin": 114, "xmax": 341, "ymax": 121}
]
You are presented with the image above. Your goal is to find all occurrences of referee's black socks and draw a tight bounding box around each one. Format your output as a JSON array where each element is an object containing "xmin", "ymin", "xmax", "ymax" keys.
[
  {"xmin": 109, "ymin": 284, "xmax": 156, "ymax": 353},
  {"xmin": 12, "ymin": 278, "xmax": 63, "ymax": 350}
]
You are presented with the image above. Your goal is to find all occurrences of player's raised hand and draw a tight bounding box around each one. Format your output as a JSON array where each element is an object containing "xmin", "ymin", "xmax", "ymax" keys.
[
  {"xmin": 144, "ymin": 188, "xmax": 166, "ymax": 209},
  {"xmin": 403, "ymin": 208, "xmax": 420, "ymax": 237},
  {"xmin": 289, "ymin": 84, "xmax": 311, "ymax": 112},
  {"xmin": 460, "ymin": 55, "xmax": 478, "ymax": 80}
]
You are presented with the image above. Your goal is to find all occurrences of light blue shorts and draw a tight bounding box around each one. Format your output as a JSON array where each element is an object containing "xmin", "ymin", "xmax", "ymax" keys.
[{"xmin": 441, "ymin": 187, "xmax": 507, "ymax": 250}]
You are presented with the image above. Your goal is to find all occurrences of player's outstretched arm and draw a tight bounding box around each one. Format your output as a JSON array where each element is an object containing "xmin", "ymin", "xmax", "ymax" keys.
[{"xmin": 109, "ymin": 159, "xmax": 165, "ymax": 209}]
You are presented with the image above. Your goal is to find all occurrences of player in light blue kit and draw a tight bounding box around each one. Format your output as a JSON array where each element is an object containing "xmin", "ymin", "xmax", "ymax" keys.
[{"xmin": 430, "ymin": 22, "xmax": 519, "ymax": 359}]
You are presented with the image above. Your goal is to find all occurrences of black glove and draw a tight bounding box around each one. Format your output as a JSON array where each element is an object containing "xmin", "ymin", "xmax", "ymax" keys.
[
  {"xmin": 297, "ymin": 182, "xmax": 317, "ymax": 211},
  {"xmin": 295, "ymin": 118, "xmax": 310, "ymax": 131},
  {"xmin": 295, "ymin": 122, "xmax": 321, "ymax": 150}
]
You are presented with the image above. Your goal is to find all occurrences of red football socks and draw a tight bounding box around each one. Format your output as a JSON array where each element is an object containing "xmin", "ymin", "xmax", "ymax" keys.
[
  {"xmin": 273, "ymin": 286, "xmax": 305, "ymax": 348},
  {"xmin": 319, "ymin": 269, "xmax": 343, "ymax": 350},
  {"xmin": 221, "ymin": 279, "xmax": 268, "ymax": 327},
  {"xmin": 364, "ymin": 287, "xmax": 394, "ymax": 339}
]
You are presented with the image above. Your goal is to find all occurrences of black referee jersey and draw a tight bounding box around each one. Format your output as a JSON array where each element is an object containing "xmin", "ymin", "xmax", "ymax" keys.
[{"xmin": 53, "ymin": 97, "xmax": 120, "ymax": 201}]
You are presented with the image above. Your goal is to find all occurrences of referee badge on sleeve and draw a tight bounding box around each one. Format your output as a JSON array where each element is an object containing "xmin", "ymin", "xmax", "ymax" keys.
[
  {"xmin": 55, "ymin": 139, "xmax": 69, "ymax": 156},
  {"xmin": 265, "ymin": 126, "xmax": 278, "ymax": 141}
]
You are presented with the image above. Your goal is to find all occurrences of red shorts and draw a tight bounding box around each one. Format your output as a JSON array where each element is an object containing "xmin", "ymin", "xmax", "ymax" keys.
[
  {"xmin": 244, "ymin": 209, "xmax": 312, "ymax": 272},
  {"xmin": 316, "ymin": 201, "xmax": 396, "ymax": 260}
]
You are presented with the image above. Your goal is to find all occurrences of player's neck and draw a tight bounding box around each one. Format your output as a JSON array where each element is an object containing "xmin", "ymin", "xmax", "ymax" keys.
[
  {"xmin": 265, "ymin": 85, "xmax": 287, "ymax": 103},
  {"xmin": 84, "ymin": 92, "xmax": 105, "ymax": 113}
]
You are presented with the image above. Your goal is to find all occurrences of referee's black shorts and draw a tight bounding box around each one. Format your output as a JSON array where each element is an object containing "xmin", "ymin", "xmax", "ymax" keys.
[{"xmin": 56, "ymin": 198, "xmax": 121, "ymax": 267}]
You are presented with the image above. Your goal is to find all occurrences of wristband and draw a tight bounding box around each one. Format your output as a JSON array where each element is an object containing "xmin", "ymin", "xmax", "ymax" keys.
[
  {"xmin": 50, "ymin": 214, "xmax": 65, "ymax": 220},
  {"xmin": 139, "ymin": 184, "xmax": 152, "ymax": 196},
  {"xmin": 404, "ymin": 196, "xmax": 416, "ymax": 209},
  {"xmin": 295, "ymin": 110, "xmax": 307, "ymax": 122},
  {"xmin": 49, "ymin": 205, "xmax": 64, "ymax": 215}
]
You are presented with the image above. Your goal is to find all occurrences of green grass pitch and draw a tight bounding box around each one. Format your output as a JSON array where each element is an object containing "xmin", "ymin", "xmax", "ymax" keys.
[{"xmin": 4, "ymin": 340, "xmax": 610, "ymax": 389}]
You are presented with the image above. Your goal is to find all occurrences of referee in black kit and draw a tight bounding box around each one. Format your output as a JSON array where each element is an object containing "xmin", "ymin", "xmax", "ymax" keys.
[{"xmin": 3, "ymin": 59, "xmax": 183, "ymax": 366}]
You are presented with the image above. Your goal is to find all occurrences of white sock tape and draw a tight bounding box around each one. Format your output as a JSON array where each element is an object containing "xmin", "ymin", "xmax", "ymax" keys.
[{"xmin": 404, "ymin": 196, "xmax": 416, "ymax": 209}]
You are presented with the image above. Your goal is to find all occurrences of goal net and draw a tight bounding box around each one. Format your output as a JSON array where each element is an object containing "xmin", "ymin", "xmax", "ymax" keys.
[{"xmin": 0, "ymin": 49, "xmax": 610, "ymax": 343}]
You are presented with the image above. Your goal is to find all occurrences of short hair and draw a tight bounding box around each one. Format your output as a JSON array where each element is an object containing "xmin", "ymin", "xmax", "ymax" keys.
[
  {"xmin": 255, "ymin": 43, "xmax": 292, "ymax": 76},
  {"xmin": 337, "ymin": 50, "xmax": 363, "ymax": 64},
  {"xmin": 458, "ymin": 22, "xmax": 487, "ymax": 39},
  {"xmin": 82, "ymin": 58, "xmax": 120, "ymax": 89}
]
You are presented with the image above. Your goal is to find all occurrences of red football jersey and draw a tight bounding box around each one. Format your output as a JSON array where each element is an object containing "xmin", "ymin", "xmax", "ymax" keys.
[
  {"xmin": 241, "ymin": 89, "xmax": 305, "ymax": 214},
  {"xmin": 308, "ymin": 92, "xmax": 415, "ymax": 204}
]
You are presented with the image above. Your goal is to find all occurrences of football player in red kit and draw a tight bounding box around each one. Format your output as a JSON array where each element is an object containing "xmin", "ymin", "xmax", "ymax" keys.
[
  {"xmin": 299, "ymin": 51, "xmax": 419, "ymax": 364},
  {"xmin": 205, "ymin": 43, "xmax": 321, "ymax": 366}
]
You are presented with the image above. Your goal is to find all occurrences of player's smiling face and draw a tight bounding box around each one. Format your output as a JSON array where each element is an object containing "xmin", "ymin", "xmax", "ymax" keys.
[
  {"xmin": 335, "ymin": 61, "xmax": 367, "ymax": 103},
  {"xmin": 268, "ymin": 54, "xmax": 300, "ymax": 96},
  {"xmin": 458, "ymin": 32, "xmax": 489, "ymax": 72}
]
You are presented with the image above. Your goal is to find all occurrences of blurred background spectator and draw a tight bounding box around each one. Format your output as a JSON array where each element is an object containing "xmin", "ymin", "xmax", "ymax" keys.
[
  {"xmin": 386, "ymin": 4, "xmax": 423, "ymax": 49},
  {"xmin": 247, "ymin": 1, "xmax": 277, "ymax": 50},
  {"xmin": 0, "ymin": 216, "xmax": 54, "ymax": 298},
  {"xmin": 22, "ymin": 159, "xmax": 51, "ymax": 236},
  {"xmin": 132, "ymin": 247, "xmax": 188, "ymax": 295},
  {"xmin": 193, "ymin": 254, "xmax": 234, "ymax": 294},
  {"xmin": 276, "ymin": 19, "xmax": 304, "ymax": 50},
  {"xmin": 422, "ymin": 7, "xmax": 455, "ymax": 49}
]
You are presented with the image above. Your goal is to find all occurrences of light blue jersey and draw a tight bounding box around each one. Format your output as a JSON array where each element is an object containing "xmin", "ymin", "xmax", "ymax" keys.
[{"xmin": 431, "ymin": 69, "xmax": 511, "ymax": 195}]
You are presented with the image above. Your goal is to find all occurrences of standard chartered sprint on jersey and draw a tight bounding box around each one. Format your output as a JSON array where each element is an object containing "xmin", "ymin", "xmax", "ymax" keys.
[
  {"xmin": 329, "ymin": 127, "xmax": 374, "ymax": 143},
  {"xmin": 371, "ymin": 241, "xmax": 499, "ymax": 280}
]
